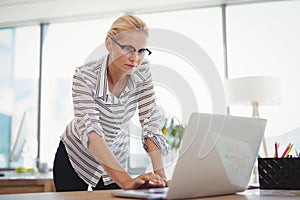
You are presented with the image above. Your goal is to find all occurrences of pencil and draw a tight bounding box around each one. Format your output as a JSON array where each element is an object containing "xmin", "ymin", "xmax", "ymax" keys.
[
  {"xmin": 281, "ymin": 143, "xmax": 291, "ymax": 158},
  {"xmin": 284, "ymin": 144, "xmax": 293, "ymax": 158}
]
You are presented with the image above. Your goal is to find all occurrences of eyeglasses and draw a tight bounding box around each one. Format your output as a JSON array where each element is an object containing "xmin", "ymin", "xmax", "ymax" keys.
[{"xmin": 110, "ymin": 37, "xmax": 152, "ymax": 60}]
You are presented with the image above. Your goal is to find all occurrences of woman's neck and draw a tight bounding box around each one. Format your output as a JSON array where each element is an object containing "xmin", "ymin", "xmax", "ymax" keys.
[{"xmin": 107, "ymin": 66, "xmax": 129, "ymax": 98}]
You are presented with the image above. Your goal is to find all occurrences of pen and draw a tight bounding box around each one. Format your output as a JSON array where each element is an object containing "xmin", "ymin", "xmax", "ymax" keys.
[
  {"xmin": 284, "ymin": 144, "xmax": 293, "ymax": 158},
  {"xmin": 274, "ymin": 142, "xmax": 279, "ymax": 158},
  {"xmin": 281, "ymin": 143, "xmax": 291, "ymax": 158}
]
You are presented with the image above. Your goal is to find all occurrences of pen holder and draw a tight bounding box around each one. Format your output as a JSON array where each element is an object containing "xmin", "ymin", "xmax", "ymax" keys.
[{"xmin": 258, "ymin": 158, "xmax": 300, "ymax": 190}]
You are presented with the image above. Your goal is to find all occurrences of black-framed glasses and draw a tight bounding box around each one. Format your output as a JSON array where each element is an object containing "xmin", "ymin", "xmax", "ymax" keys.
[{"xmin": 110, "ymin": 37, "xmax": 152, "ymax": 60}]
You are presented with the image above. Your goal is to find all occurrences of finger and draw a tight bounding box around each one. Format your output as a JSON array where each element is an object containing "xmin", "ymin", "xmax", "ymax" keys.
[
  {"xmin": 150, "ymin": 176, "xmax": 166, "ymax": 188},
  {"xmin": 140, "ymin": 172, "xmax": 166, "ymax": 187},
  {"xmin": 151, "ymin": 173, "xmax": 166, "ymax": 185},
  {"xmin": 155, "ymin": 177, "xmax": 165, "ymax": 186},
  {"xmin": 136, "ymin": 179, "xmax": 146, "ymax": 184},
  {"xmin": 162, "ymin": 178, "xmax": 169, "ymax": 187},
  {"xmin": 148, "ymin": 181, "xmax": 165, "ymax": 188},
  {"xmin": 142, "ymin": 172, "xmax": 159, "ymax": 182},
  {"xmin": 136, "ymin": 174, "xmax": 153, "ymax": 185}
]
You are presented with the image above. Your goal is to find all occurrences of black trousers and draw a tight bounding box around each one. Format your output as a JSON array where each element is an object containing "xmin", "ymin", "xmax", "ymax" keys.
[{"xmin": 53, "ymin": 140, "xmax": 120, "ymax": 192}]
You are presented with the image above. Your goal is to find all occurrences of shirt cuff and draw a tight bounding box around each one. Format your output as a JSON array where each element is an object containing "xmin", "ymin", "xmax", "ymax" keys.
[
  {"xmin": 75, "ymin": 113, "xmax": 104, "ymax": 149},
  {"xmin": 142, "ymin": 131, "xmax": 169, "ymax": 156}
]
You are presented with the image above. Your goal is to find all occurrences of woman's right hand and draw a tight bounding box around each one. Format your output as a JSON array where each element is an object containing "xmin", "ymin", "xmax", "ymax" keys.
[{"xmin": 122, "ymin": 172, "xmax": 167, "ymax": 190}]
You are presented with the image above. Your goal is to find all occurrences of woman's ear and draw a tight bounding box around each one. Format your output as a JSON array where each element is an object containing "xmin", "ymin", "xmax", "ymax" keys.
[{"xmin": 105, "ymin": 37, "xmax": 112, "ymax": 52}]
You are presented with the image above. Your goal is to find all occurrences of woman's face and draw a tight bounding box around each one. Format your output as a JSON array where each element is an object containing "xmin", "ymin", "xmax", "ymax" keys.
[{"xmin": 107, "ymin": 31, "xmax": 148, "ymax": 75}]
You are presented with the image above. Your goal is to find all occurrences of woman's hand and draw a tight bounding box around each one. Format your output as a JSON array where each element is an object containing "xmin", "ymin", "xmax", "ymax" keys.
[
  {"xmin": 122, "ymin": 172, "xmax": 167, "ymax": 190},
  {"xmin": 160, "ymin": 176, "xmax": 169, "ymax": 187},
  {"xmin": 88, "ymin": 133, "xmax": 168, "ymax": 190},
  {"xmin": 145, "ymin": 138, "xmax": 169, "ymax": 187},
  {"xmin": 153, "ymin": 169, "xmax": 169, "ymax": 187}
]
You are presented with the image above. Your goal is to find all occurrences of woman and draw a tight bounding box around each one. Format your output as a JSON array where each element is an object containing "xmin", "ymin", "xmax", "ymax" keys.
[{"xmin": 53, "ymin": 14, "xmax": 169, "ymax": 192}]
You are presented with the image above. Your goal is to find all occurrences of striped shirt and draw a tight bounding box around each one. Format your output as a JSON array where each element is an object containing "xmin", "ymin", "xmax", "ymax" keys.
[{"xmin": 61, "ymin": 54, "xmax": 168, "ymax": 187}]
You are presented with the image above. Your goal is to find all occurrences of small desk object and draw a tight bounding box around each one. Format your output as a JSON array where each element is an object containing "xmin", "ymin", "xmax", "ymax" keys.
[
  {"xmin": 0, "ymin": 189, "xmax": 300, "ymax": 200},
  {"xmin": 0, "ymin": 170, "xmax": 55, "ymax": 194}
]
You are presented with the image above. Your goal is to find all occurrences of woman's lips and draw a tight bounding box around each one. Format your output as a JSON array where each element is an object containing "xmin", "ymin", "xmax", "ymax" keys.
[{"xmin": 125, "ymin": 64, "xmax": 135, "ymax": 68}]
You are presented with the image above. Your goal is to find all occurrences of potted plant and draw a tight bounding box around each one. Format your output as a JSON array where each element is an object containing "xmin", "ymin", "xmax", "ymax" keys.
[{"xmin": 162, "ymin": 116, "xmax": 185, "ymax": 161}]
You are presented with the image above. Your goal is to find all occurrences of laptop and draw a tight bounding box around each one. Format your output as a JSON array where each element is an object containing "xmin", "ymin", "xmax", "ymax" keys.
[{"xmin": 111, "ymin": 112, "xmax": 267, "ymax": 199}]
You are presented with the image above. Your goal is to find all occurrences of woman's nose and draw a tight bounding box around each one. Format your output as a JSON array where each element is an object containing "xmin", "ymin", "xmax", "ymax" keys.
[{"xmin": 129, "ymin": 51, "xmax": 139, "ymax": 62}]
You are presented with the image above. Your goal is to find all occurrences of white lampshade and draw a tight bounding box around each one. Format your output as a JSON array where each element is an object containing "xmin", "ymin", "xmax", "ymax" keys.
[{"xmin": 226, "ymin": 76, "xmax": 282, "ymax": 106}]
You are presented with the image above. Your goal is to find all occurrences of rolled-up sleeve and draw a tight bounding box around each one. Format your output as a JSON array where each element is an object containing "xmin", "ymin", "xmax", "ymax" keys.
[
  {"xmin": 138, "ymin": 66, "xmax": 169, "ymax": 156},
  {"xmin": 72, "ymin": 68, "xmax": 104, "ymax": 149}
]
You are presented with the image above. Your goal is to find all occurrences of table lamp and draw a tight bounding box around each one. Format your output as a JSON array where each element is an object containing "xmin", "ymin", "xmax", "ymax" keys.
[{"xmin": 226, "ymin": 76, "xmax": 282, "ymax": 157}]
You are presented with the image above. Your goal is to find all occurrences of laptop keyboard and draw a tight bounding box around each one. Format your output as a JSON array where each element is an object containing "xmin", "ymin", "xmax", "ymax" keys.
[{"xmin": 142, "ymin": 187, "xmax": 169, "ymax": 194}]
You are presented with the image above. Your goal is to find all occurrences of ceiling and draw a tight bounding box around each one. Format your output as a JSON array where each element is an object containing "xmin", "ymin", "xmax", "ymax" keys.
[{"xmin": 0, "ymin": 0, "xmax": 266, "ymax": 27}]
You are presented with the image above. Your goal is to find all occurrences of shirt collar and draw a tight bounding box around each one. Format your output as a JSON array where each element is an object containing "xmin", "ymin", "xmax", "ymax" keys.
[
  {"xmin": 95, "ymin": 54, "xmax": 109, "ymax": 100},
  {"xmin": 95, "ymin": 55, "xmax": 148, "ymax": 100}
]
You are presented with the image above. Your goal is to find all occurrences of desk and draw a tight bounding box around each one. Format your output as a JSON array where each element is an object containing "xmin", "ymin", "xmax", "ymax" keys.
[
  {"xmin": 0, "ymin": 189, "xmax": 300, "ymax": 200},
  {"xmin": 0, "ymin": 171, "xmax": 55, "ymax": 194}
]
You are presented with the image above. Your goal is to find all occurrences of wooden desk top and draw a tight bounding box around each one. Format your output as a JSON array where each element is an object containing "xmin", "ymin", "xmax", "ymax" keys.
[
  {"xmin": 0, "ymin": 171, "xmax": 52, "ymax": 180},
  {"xmin": 0, "ymin": 189, "xmax": 300, "ymax": 200},
  {"xmin": 0, "ymin": 171, "xmax": 55, "ymax": 194}
]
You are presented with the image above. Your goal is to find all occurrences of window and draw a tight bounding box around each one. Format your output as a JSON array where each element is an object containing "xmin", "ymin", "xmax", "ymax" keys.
[
  {"xmin": 0, "ymin": 26, "xmax": 39, "ymax": 168},
  {"xmin": 227, "ymin": 1, "xmax": 300, "ymax": 154},
  {"xmin": 139, "ymin": 7, "xmax": 224, "ymax": 120},
  {"xmin": 40, "ymin": 18, "xmax": 114, "ymax": 165}
]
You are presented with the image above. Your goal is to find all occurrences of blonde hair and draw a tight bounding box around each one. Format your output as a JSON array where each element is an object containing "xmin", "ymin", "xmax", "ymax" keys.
[{"xmin": 107, "ymin": 15, "xmax": 148, "ymax": 39}]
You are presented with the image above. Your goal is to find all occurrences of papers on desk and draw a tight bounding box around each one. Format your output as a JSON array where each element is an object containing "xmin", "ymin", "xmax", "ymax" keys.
[
  {"xmin": 240, "ymin": 189, "xmax": 300, "ymax": 197},
  {"xmin": 259, "ymin": 190, "xmax": 300, "ymax": 197}
]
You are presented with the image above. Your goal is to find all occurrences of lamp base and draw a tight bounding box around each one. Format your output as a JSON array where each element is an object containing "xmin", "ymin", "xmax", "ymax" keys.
[{"xmin": 252, "ymin": 101, "xmax": 268, "ymax": 157}]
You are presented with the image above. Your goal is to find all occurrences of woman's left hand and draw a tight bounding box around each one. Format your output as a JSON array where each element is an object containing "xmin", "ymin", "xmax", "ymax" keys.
[
  {"xmin": 137, "ymin": 172, "xmax": 167, "ymax": 189},
  {"xmin": 161, "ymin": 176, "xmax": 169, "ymax": 187},
  {"xmin": 153, "ymin": 170, "xmax": 169, "ymax": 187}
]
